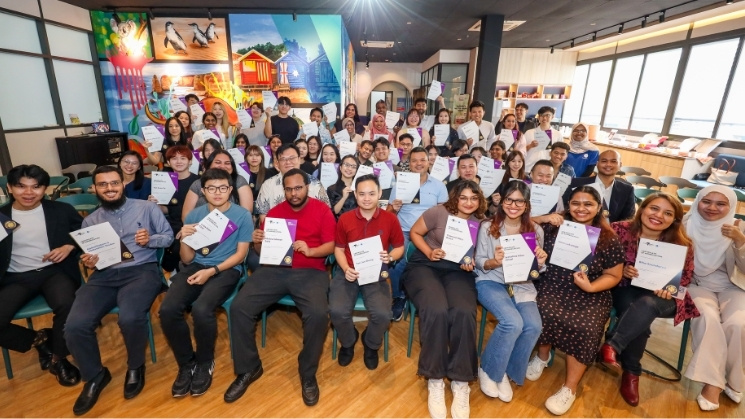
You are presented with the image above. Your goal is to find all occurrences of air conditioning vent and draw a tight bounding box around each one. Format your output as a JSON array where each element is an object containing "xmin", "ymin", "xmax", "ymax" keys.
[
  {"xmin": 360, "ymin": 40, "xmax": 394, "ymax": 48},
  {"xmin": 468, "ymin": 20, "xmax": 526, "ymax": 32}
]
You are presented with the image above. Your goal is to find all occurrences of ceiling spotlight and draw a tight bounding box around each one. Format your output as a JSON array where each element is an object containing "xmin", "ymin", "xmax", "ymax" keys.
[
  {"xmin": 550, "ymin": 46, "xmax": 554, "ymax": 54},
  {"xmin": 207, "ymin": 9, "xmax": 212, "ymax": 21},
  {"xmin": 293, "ymin": 12, "xmax": 297, "ymax": 21},
  {"xmin": 592, "ymin": 32, "xmax": 597, "ymax": 42},
  {"xmin": 618, "ymin": 23, "xmax": 624, "ymax": 34},
  {"xmin": 659, "ymin": 10, "xmax": 666, "ymax": 23},
  {"xmin": 570, "ymin": 39, "xmax": 575, "ymax": 48},
  {"xmin": 641, "ymin": 15, "xmax": 647, "ymax": 28}
]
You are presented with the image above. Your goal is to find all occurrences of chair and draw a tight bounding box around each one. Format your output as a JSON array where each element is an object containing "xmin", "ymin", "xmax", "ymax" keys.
[
  {"xmin": 48, "ymin": 176, "xmax": 70, "ymax": 199},
  {"xmin": 220, "ymin": 268, "xmax": 248, "ymax": 359},
  {"xmin": 62, "ymin": 164, "xmax": 97, "ymax": 183},
  {"xmin": 107, "ymin": 307, "xmax": 157, "ymax": 364},
  {"xmin": 677, "ymin": 188, "xmax": 700, "ymax": 205},
  {"xmin": 1, "ymin": 295, "xmax": 54, "ymax": 379},
  {"xmin": 659, "ymin": 176, "xmax": 700, "ymax": 191},
  {"xmin": 626, "ymin": 175, "xmax": 666, "ymax": 190},
  {"xmin": 735, "ymin": 189, "xmax": 745, "ymax": 202},
  {"xmin": 735, "ymin": 214, "xmax": 745, "ymax": 221},
  {"xmin": 0, "ymin": 176, "xmax": 7, "ymax": 194},
  {"xmin": 634, "ymin": 188, "xmax": 657, "ymax": 204},
  {"xmin": 677, "ymin": 319, "xmax": 691, "ymax": 371},
  {"xmin": 56, "ymin": 194, "xmax": 100, "ymax": 214},
  {"xmin": 260, "ymin": 295, "xmax": 296, "ymax": 348},
  {"xmin": 620, "ymin": 166, "xmax": 652, "ymax": 176},
  {"xmin": 331, "ymin": 293, "xmax": 389, "ymax": 363},
  {"xmin": 65, "ymin": 177, "xmax": 95, "ymax": 195}
]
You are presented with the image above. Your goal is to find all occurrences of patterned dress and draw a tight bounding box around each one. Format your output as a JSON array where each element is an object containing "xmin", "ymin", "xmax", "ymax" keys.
[{"xmin": 535, "ymin": 223, "xmax": 625, "ymax": 365}]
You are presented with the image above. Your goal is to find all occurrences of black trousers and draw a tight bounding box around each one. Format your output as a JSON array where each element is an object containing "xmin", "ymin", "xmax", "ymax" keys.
[
  {"xmin": 607, "ymin": 286, "xmax": 676, "ymax": 375},
  {"xmin": 230, "ymin": 267, "xmax": 328, "ymax": 380},
  {"xmin": 0, "ymin": 266, "xmax": 78, "ymax": 356},
  {"xmin": 403, "ymin": 263, "xmax": 478, "ymax": 382},
  {"xmin": 159, "ymin": 263, "xmax": 240, "ymax": 365}
]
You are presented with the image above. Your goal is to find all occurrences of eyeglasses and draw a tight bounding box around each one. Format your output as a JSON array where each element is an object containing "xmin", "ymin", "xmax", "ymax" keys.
[
  {"xmin": 279, "ymin": 155, "xmax": 298, "ymax": 163},
  {"xmin": 503, "ymin": 197, "xmax": 527, "ymax": 207},
  {"xmin": 203, "ymin": 185, "xmax": 231, "ymax": 194},
  {"xmin": 458, "ymin": 195, "xmax": 481, "ymax": 203},
  {"xmin": 342, "ymin": 163, "xmax": 358, "ymax": 169},
  {"xmin": 120, "ymin": 160, "xmax": 140, "ymax": 166},
  {"xmin": 96, "ymin": 181, "xmax": 122, "ymax": 188},
  {"xmin": 573, "ymin": 129, "xmax": 587, "ymax": 134},
  {"xmin": 283, "ymin": 185, "xmax": 306, "ymax": 193}
]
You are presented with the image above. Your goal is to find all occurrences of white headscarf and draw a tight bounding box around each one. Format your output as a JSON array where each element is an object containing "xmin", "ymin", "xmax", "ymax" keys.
[
  {"xmin": 569, "ymin": 122, "xmax": 598, "ymax": 154},
  {"xmin": 683, "ymin": 185, "xmax": 738, "ymax": 276}
]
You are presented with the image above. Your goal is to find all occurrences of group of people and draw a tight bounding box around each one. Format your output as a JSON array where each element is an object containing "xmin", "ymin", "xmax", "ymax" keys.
[{"xmin": 0, "ymin": 95, "xmax": 743, "ymax": 419}]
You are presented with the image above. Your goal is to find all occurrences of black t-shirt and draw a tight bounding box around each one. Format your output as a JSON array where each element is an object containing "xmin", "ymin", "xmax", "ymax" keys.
[
  {"xmin": 166, "ymin": 172, "xmax": 200, "ymax": 229},
  {"xmin": 271, "ymin": 115, "xmax": 300, "ymax": 144}
]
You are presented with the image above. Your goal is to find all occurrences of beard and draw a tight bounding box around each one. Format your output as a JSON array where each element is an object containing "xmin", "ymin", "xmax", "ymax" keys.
[
  {"xmin": 98, "ymin": 193, "xmax": 127, "ymax": 210},
  {"xmin": 288, "ymin": 194, "xmax": 308, "ymax": 209}
]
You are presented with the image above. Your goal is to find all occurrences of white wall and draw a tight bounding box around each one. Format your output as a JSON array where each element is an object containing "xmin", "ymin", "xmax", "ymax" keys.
[{"xmin": 356, "ymin": 62, "xmax": 421, "ymax": 115}]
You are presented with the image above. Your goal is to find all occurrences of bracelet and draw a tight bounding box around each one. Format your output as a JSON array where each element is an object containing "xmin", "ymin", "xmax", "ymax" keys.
[{"xmin": 213, "ymin": 266, "xmax": 220, "ymax": 276}]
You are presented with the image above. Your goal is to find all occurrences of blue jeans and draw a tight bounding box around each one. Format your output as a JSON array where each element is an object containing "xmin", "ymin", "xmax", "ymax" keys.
[
  {"xmin": 476, "ymin": 280, "xmax": 542, "ymax": 385},
  {"xmin": 389, "ymin": 231, "xmax": 410, "ymax": 299}
]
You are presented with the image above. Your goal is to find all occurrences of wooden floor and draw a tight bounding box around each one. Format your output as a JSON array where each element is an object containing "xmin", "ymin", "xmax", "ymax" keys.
[{"xmin": 1, "ymin": 294, "xmax": 743, "ymax": 418}]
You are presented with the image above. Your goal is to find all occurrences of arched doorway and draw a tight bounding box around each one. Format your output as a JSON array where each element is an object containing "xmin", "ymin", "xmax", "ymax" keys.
[{"xmin": 367, "ymin": 81, "xmax": 411, "ymax": 118}]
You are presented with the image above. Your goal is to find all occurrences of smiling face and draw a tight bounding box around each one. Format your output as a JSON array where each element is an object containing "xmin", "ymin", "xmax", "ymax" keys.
[
  {"xmin": 409, "ymin": 150, "xmax": 429, "ymax": 174},
  {"xmin": 508, "ymin": 155, "xmax": 523, "ymax": 175},
  {"xmin": 269, "ymin": 136, "xmax": 282, "ymax": 153},
  {"xmin": 415, "ymin": 101, "xmax": 427, "ymax": 115},
  {"xmin": 234, "ymin": 137, "xmax": 248, "ymax": 150},
  {"xmin": 374, "ymin": 142, "xmax": 389, "ymax": 162},
  {"xmin": 502, "ymin": 115, "xmax": 516, "ymax": 130},
  {"xmin": 310, "ymin": 109, "xmax": 323, "ymax": 123},
  {"xmin": 515, "ymin": 106, "xmax": 527, "ymax": 121},
  {"xmin": 399, "ymin": 138, "xmax": 413, "ymax": 155},
  {"xmin": 359, "ymin": 143, "xmax": 373, "ymax": 161},
  {"xmin": 8, "ymin": 177, "xmax": 46, "ymax": 210},
  {"xmin": 203, "ymin": 114, "xmax": 217, "ymax": 130},
  {"xmin": 407, "ymin": 111, "xmax": 420, "ymax": 127},
  {"xmin": 470, "ymin": 106, "xmax": 484, "ymax": 123},
  {"xmin": 250, "ymin": 104, "xmax": 263, "ymax": 118},
  {"xmin": 119, "ymin": 155, "xmax": 140, "ymax": 176},
  {"xmin": 697, "ymin": 191, "xmax": 731, "ymax": 222},
  {"xmin": 307, "ymin": 137, "xmax": 320, "ymax": 155},
  {"xmin": 177, "ymin": 112, "xmax": 190, "ymax": 129},
  {"xmin": 373, "ymin": 116, "xmax": 386, "ymax": 131},
  {"xmin": 550, "ymin": 147, "xmax": 568, "ymax": 166},
  {"xmin": 209, "ymin": 152, "xmax": 234, "ymax": 174},
  {"xmin": 202, "ymin": 143, "xmax": 216, "ymax": 160},
  {"xmin": 340, "ymin": 157, "xmax": 358, "ymax": 178},
  {"xmin": 277, "ymin": 148, "xmax": 301, "ymax": 174},
  {"xmin": 490, "ymin": 144, "xmax": 504, "ymax": 161},
  {"xmin": 345, "ymin": 120, "xmax": 356, "ymax": 135},
  {"xmin": 94, "ymin": 171, "xmax": 124, "ymax": 207},
  {"xmin": 597, "ymin": 150, "xmax": 621, "ymax": 177},
  {"xmin": 438, "ymin": 111, "xmax": 450, "ymax": 124},
  {"xmin": 538, "ymin": 111, "xmax": 554, "ymax": 127},
  {"xmin": 427, "ymin": 148, "xmax": 438, "ymax": 165},
  {"xmin": 355, "ymin": 179, "xmax": 381, "ymax": 211},
  {"xmin": 345, "ymin": 105, "xmax": 356, "ymax": 118},
  {"xmin": 169, "ymin": 153, "xmax": 190, "ymax": 173},
  {"xmin": 375, "ymin": 101, "xmax": 387, "ymax": 115},
  {"xmin": 458, "ymin": 158, "xmax": 477, "ymax": 180},
  {"xmin": 530, "ymin": 164, "xmax": 554, "ymax": 185},
  {"xmin": 572, "ymin": 125, "xmax": 588, "ymax": 142},
  {"xmin": 167, "ymin": 119, "xmax": 182, "ymax": 138},
  {"xmin": 640, "ymin": 197, "xmax": 676, "ymax": 233},
  {"xmin": 569, "ymin": 192, "xmax": 600, "ymax": 224},
  {"xmin": 501, "ymin": 190, "xmax": 527, "ymax": 220},
  {"xmin": 211, "ymin": 103, "xmax": 225, "ymax": 119},
  {"xmin": 457, "ymin": 187, "xmax": 480, "ymax": 216},
  {"xmin": 296, "ymin": 142, "xmax": 308, "ymax": 159},
  {"xmin": 322, "ymin": 146, "xmax": 338, "ymax": 163}
]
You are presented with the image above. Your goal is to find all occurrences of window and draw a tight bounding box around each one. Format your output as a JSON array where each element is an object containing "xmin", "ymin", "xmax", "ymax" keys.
[
  {"xmin": 630, "ymin": 49, "xmax": 682, "ymax": 133},
  {"xmin": 563, "ymin": 65, "xmax": 588, "ymax": 124},
  {"xmin": 0, "ymin": 53, "xmax": 57, "ymax": 130},
  {"xmin": 603, "ymin": 55, "xmax": 644, "ymax": 129},
  {"xmin": 671, "ymin": 39, "xmax": 739, "ymax": 137},
  {"xmin": 579, "ymin": 61, "xmax": 612, "ymax": 124},
  {"xmin": 0, "ymin": 12, "xmax": 41, "ymax": 53},
  {"xmin": 46, "ymin": 24, "xmax": 92, "ymax": 61},
  {"xmin": 717, "ymin": 49, "xmax": 745, "ymax": 141},
  {"xmin": 53, "ymin": 60, "xmax": 102, "ymax": 124}
]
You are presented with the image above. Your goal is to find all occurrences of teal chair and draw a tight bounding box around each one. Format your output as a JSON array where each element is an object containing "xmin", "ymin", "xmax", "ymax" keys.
[
  {"xmin": 677, "ymin": 188, "xmax": 699, "ymax": 203},
  {"xmin": 1, "ymin": 295, "xmax": 54, "ymax": 379},
  {"xmin": 0, "ymin": 176, "xmax": 7, "ymax": 194},
  {"xmin": 48, "ymin": 176, "xmax": 70, "ymax": 199},
  {"xmin": 56, "ymin": 194, "xmax": 100, "ymax": 213},
  {"xmin": 626, "ymin": 175, "xmax": 666, "ymax": 190},
  {"xmin": 65, "ymin": 177, "xmax": 94, "ymax": 194},
  {"xmin": 735, "ymin": 214, "xmax": 745, "ymax": 221},
  {"xmin": 634, "ymin": 188, "xmax": 657, "ymax": 204},
  {"xmin": 331, "ymin": 293, "xmax": 390, "ymax": 363},
  {"xmin": 220, "ymin": 267, "xmax": 248, "ymax": 359}
]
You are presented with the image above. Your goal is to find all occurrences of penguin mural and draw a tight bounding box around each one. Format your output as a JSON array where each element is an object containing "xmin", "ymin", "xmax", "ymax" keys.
[
  {"xmin": 189, "ymin": 23, "xmax": 209, "ymax": 48},
  {"xmin": 164, "ymin": 21, "xmax": 187, "ymax": 55},
  {"xmin": 205, "ymin": 23, "xmax": 219, "ymax": 43}
]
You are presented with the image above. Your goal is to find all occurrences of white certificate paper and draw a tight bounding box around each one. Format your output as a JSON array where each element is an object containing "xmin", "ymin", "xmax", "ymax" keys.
[
  {"xmin": 322, "ymin": 102, "xmax": 337, "ymax": 121},
  {"xmin": 151, "ymin": 171, "xmax": 178, "ymax": 205},
  {"xmin": 350, "ymin": 235, "xmax": 387, "ymax": 286},
  {"xmin": 260, "ymin": 218, "xmax": 297, "ymax": 266},
  {"xmin": 236, "ymin": 109, "xmax": 252, "ymax": 128},
  {"xmin": 394, "ymin": 172, "xmax": 421, "ymax": 204},
  {"xmin": 441, "ymin": 215, "xmax": 479, "ymax": 264},
  {"xmin": 189, "ymin": 150, "xmax": 201, "ymax": 175},
  {"xmin": 553, "ymin": 172, "xmax": 572, "ymax": 197},
  {"xmin": 227, "ymin": 148, "xmax": 252, "ymax": 183},
  {"xmin": 338, "ymin": 141, "xmax": 357, "ymax": 158},
  {"xmin": 434, "ymin": 124, "xmax": 450, "ymax": 146},
  {"xmin": 501, "ymin": 233, "xmax": 540, "ymax": 283},
  {"xmin": 71, "ymin": 222, "xmax": 132, "ymax": 269},
  {"xmin": 385, "ymin": 111, "xmax": 400, "ymax": 130},
  {"xmin": 373, "ymin": 161, "xmax": 394, "ymax": 189},
  {"xmin": 407, "ymin": 127, "xmax": 423, "ymax": 147},
  {"xmin": 320, "ymin": 162, "xmax": 339, "ymax": 188},
  {"xmin": 190, "ymin": 103, "xmax": 205, "ymax": 122},
  {"xmin": 302, "ymin": 121, "xmax": 319, "ymax": 137},
  {"xmin": 141, "ymin": 125, "xmax": 165, "ymax": 152},
  {"xmin": 460, "ymin": 120, "xmax": 480, "ymax": 141},
  {"xmin": 549, "ymin": 220, "xmax": 601, "ymax": 272},
  {"xmin": 262, "ymin": 91, "xmax": 278, "ymax": 109},
  {"xmin": 478, "ymin": 156, "xmax": 506, "ymax": 196},
  {"xmin": 421, "ymin": 115, "xmax": 435, "ymax": 132},
  {"xmin": 182, "ymin": 208, "xmax": 239, "ymax": 255},
  {"xmin": 499, "ymin": 129, "xmax": 517, "ymax": 151},
  {"xmin": 334, "ymin": 129, "xmax": 351, "ymax": 144},
  {"xmin": 530, "ymin": 184, "xmax": 561, "ymax": 216},
  {"xmin": 430, "ymin": 156, "xmax": 455, "ymax": 182},
  {"xmin": 169, "ymin": 97, "xmax": 187, "ymax": 113},
  {"xmin": 388, "ymin": 148, "xmax": 402, "ymax": 165},
  {"xmin": 351, "ymin": 164, "xmax": 376, "ymax": 191},
  {"xmin": 427, "ymin": 81, "xmax": 444, "ymax": 100},
  {"xmin": 633, "ymin": 239, "xmax": 688, "ymax": 299},
  {"xmin": 533, "ymin": 130, "xmax": 552, "ymax": 151}
]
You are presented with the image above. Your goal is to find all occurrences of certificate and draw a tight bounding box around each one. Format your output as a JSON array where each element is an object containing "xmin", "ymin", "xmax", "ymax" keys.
[
  {"xmin": 427, "ymin": 81, "xmax": 445, "ymax": 100},
  {"xmin": 501, "ymin": 233, "xmax": 540, "ymax": 283},
  {"xmin": 322, "ymin": 102, "xmax": 337, "ymax": 121},
  {"xmin": 189, "ymin": 150, "xmax": 201, "ymax": 175},
  {"xmin": 407, "ymin": 128, "xmax": 423, "ymax": 147},
  {"xmin": 373, "ymin": 133, "xmax": 389, "ymax": 141},
  {"xmin": 302, "ymin": 121, "xmax": 319, "ymax": 137},
  {"xmin": 460, "ymin": 120, "xmax": 480, "ymax": 141},
  {"xmin": 141, "ymin": 125, "xmax": 165, "ymax": 152},
  {"xmin": 478, "ymin": 156, "xmax": 506, "ymax": 196},
  {"xmin": 190, "ymin": 103, "xmax": 205, "ymax": 122},
  {"xmin": 530, "ymin": 184, "xmax": 561, "ymax": 216},
  {"xmin": 430, "ymin": 156, "xmax": 455, "ymax": 182},
  {"xmin": 549, "ymin": 220, "xmax": 600, "ymax": 272},
  {"xmin": 196, "ymin": 128, "xmax": 220, "ymax": 143},
  {"xmin": 236, "ymin": 109, "xmax": 252, "ymax": 128},
  {"xmin": 350, "ymin": 235, "xmax": 387, "ymax": 285},
  {"xmin": 499, "ymin": 129, "xmax": 517, "ymax": 151},
  {"xmin": 319, "ymin": 162, "xmax": 339, "ymax": 188},
  {"xmin": 334, "ymin": 129, "xmax": 351, "ymax": 144},
  {"xmin": 151, "ymin": 171, "xmax": 179, "ymax": 205},
  {"xmin": 261, "ymin": 145, "xmax": 272, "ymax": 168},
  {"xmin": 434, "ymin": 124, "xmax": 450, "ymax": 146},
  {"xmin": 553, "ymin": 172, "xmax": 572, "ymax": 197},
  {"xmin": 351, "ymin": 164, "xmax": 377, "ymax": 191},
  {"xmin": 70, "ymin": 222, "xmax": 134, "ymax": 270},
  {"xmin": 388, "ymin": 148, "xmax": 402, "ymax": 165},
  {"xmin": 421, "ymin": 115, "xmax": 435, "ymax": 132},
  {"xmin": 394, "ymin": 172, "xmax": 421, "ymax": 204},
  {"xmin": 373, "ymin": 161, "xmax": 394, "ymax": 189},
  {"xmin": 169, "ymin": 97, "xmax": 187, "ymax": 114},
  {"xmin": 632, "ymin": 239, "xmax": 688, "ymax": 299},
  {"xmin": 182, "ymin": 208, "xmax": 239, "ymax": 256},
  {"xmin": 0, "ymin": 212, "xmax": 19, "ymax": 242},
  {"xmin": 260, "ymin": 217, "xmax": 297, "ymax": 266},
  {"xmin": 227, "ymin": 148, "xmax": 252, "ymax": 183},
  {"xmin": 385, "ymin": 111, "xmax": 400, "ymax": 130},
  {"xmin": 441, "ymin": 215, "xmax": 479, "ymax": 264},
  {"xmin": 338, "ymin": 141, "xmax": 357, "ymax": 158},
  {"xmin": 533, "ymin": 130, "xmax": 552, "ymax": 151},
  {"xmin": 449, "ymin": 157, "xmax": 460, "ymax": 182},
  {"xmin": 262, "ymin": 91, "xmax": 278, "ymax": 109}
]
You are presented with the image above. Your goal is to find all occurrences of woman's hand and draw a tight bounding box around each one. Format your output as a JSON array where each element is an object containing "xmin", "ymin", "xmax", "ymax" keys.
[
  {"xmin": 177, "ymin": 224, "xmax": 198, "ymax": 240},
  {"xmin": 147, "ymin": 195, "xmax": 159, "ymax": 204},
  {"xmin": 235, "ymin": 122, "xmax": 242, "ymax": 131},
  {"xmin": 428, "ymin": 248, "xmax": 445, "ymax": 262},
  {"xmin": 342, "ymin": 186, "xmax": 352, "ymax": 196},
  {"xmin": 460, "ymin": 262, "xmax": 474, "ymax": 272},
  {"xmin": 390, "ymin": 199, "xmax": 403, "ymax": 212},
  {"xmin": 653, "ymin": 289, "xmax": 673, "ymax": 300},
  {"xmin": 623, "ymin": 264, "xmax": 639, "ymax": 279},
  {"xmin": 493, "ymin": 245, "xmax": 505, "ymax": 266},
  {"xmin": 490, "ymin": 192, "xmax": 501, "ymax": 206},
  {"xmin": 527, "ymin": 140, "xmax": 538, "ymax": 150},
  {"xmin": 534, "ymin": 246, "xmax": 547, "ymax": 266},
  {"xmin": 723, "ymin": 221, "xmax": 745, "ymax": 248},
  {"xmin": 573, "ymin": 271, "xmax": 594, "ymax": 292},
  {"xmin": 143, "ymin": 140, "xmax": 153, "ymax": 149}
]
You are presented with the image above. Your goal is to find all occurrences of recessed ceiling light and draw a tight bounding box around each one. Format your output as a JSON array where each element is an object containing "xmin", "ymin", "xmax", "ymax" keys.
[
  {"xmin": 545, "ymin": 39, "xmax": 550, "ymax": 42},
  {"xmin": 590, "ymin": 22, "xmax": 596, "ymax": 26},
  {"xmin": 406, "ymin": 21, "xmax": 411, "ymax": 24},
  {"xmin": 397, "ymin": 41, "xmax": 402, "ymax": 43},
  {"xmin": 457, "ymin": 38, "xmax": 462, "ymax": 40}
]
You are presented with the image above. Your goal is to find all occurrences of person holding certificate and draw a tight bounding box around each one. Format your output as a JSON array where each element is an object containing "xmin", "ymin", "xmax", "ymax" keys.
[
  {"xmin": 564, "ymin": 122, "xmax": 599, "ymax": 178},
  {"xmin": 297, "ymin": 108, "xmax": 332, "ymax": 145},
  {"xmin": 403, "ymin": 180, "xmax": 487, "ymax": 419},
  {"xmin": 0, "ymin": 165, "xmax": 83, "ymax": 387},
  {"xmin": 159, "ymin": 168, "xmax": 253, "ymax": 398},
  {"xmin": 488, "ymin": 151, "xmax": 526, "ymax": 216},
  {"xmin": 65, "ymin": 166, "xmax": 173, "ymax": 415},
  {"xmin": 494, "ymin": 113, "xmax": 525, "ymax": 155},
  {"xmin": 118, "ymin": 152, "xmax": 152, "ymax": 201},
  {"xmin": 174, "ymin": 110, "xmax": 195, "ymax": 143},
  {"xmin": 339, "ymin": 117, "xmax": 363, "ymax": 144},
  {"xmin": 239, "ymin": 102, "xmax": 269, "ymax": 147},
  {"xmin": 311, "ymin": 143, "xmax": 341, "ymax": 180},
  {"xmin": 396, "ymin": 134, "xmax": 416, "ymax": 172},
  {"xmin": 209, "ymin": 102, "xmax": 240, "ymax": 148},
  {"xmin": 356, "ymin": 140, "xmax": 374, "ymax": 167},
  {"xmin": 191, "ymin": 112, "xmax": 220, "ymax": 149},
  {"xmin": 457, "ymin": 100, "xmax": 496, "ymax": 149},
  {"xmin": 681, "ymin": 186, "xmax": 745, "ymax": 411},
  {"xmin": 142, "ymin": 116, "xmax": 192, "ymax": 167},
  {"xmin": 263, "ymin": 96, "xmax": 299, "ymax": 145},
  {"xmin": 246, "ymin": 145, "xmax": 268, "ymax": 201},
  {"xmin": 523, "ymin": 106, "xmax": 561, "ymax": 172},
  {"xmin": 446, "ymin": 154, "xmax": 479, "ymax": 193},
  {"xmin": 528, "ymin": 160, "xmax": 564, "ymax": 226},
  {"xmin": 328, "ymin": 155, "xmax": 362, "ymax": 219},
  {"xmin": 489, "ymin": 140, "xmax": 507, "ymax": 165},
  {"xmin": 598, "ymin": 193, "xmax": 697, "ymax": 406},
  {"xmin": 302, "ymin": 136, "xmax": 322, "ymax": 172},
  {"xmin": 372, "ymin": 138, "xmax": 399, "ymax": 200},
  {"xmin": 449, "ymin": 139, "xmax": 469, "ymax": 158},
  {"xmin": 428, "ymin": 108, "xmax": 459, "ymax": 155},
  {"xmin": 365, "ymin": 113, "xmax": 395, "ymax": 147},
  {"xmin": 474, "ymin": 180, "xmax": 547, "ymax": 403},
  {"xmin": 330, "ymin": 103, "xmax": 365, "ymax": 136},
  {"xmin": 549, "ymin": 142, "xmax": 575, "ymax": 180},
  {"xmin": 226, "ymin": 169, "xmax": 335, "ymax": 406},
  {"xmin": 528, "ymin": 185, "xmax": 624, "ymax": 416},
  {"xmin": 330, "ymin": 174, "xmax": 405, "ymax": 370}
]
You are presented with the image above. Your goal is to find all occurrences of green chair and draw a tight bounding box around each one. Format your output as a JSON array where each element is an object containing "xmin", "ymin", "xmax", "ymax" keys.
[
  {"xmin": 634, "ymin": 188, "xmax": 657, "ymax": 204},
  {"xmin": 620, "ymin": 166, "xmax": 651, "ymax": 176},
  {"xmin": 677, "ymin": 188, "xmax": 699, "ymax": 205},
  {"xmin": 735, "ymin": 189, "xmax": 745, "ymax": 202},
  {"xmin": 0, "ymin": 176, "xmax": 7, "ymax": 194},
  {"xmin": 48, "ymin": 176, "xmax": 70, "ymax": 199},
  {"xmin": 626, "ymin": 175, "xmax": 666, "ymax": 190},
  {"xmin": 65, "ymin": 177, "xmax": 95, "ymax": 194},
  {"xmin": 735, "ymin": 214, "xmax": 745, "ymax": 221},
  {"xmin": 260, "ymin": 294, "xmax": 296, "ymax": 348},
  {"xmin": 659, "ymin": 176, "xmax": 700, "ymax": 191},
  {"xmin": 220, "ymin": 267, "xmax": 248, "ymax": 359},
  {"xmin": 331, "ymin": 293, "xmax": 390, "ymax": 363},
  {"xmin": 1, "ymin": 295, "xmax": 54, "ymax": 379},
  {"xmin": 56, "ymin": 194, "xmax": 100, "ymax": 213}
]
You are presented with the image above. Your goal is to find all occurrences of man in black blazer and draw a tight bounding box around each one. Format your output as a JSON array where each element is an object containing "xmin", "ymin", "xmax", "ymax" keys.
[
  {"xmin": 0, "ymin": 164, "xmax": 83, "ymax": 386},
  {"xmin": 562, "ymin": 150, "xmax": 635, "ymax": 223}
]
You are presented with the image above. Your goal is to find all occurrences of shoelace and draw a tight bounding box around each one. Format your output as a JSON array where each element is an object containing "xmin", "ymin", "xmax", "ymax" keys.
[
  {"xmin": 555, "ymin": 387, "xmax": 573, "ymax": 403},
  {"xmin": 452, "ymin": 383, "xmax": 470, "ymax": 410},
  {"xmin": 430, "ymin": 382, "xmax": 445, "ymax": 404}
]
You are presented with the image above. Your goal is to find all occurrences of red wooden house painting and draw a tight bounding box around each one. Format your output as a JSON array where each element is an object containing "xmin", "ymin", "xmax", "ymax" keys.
[{"xmin": 236, "ymin": 49, "xmax": 275, "ymax": 87}]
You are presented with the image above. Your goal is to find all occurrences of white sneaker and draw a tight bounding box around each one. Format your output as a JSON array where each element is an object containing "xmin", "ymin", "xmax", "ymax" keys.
[
  {"xmin": 525, "ymin": 354, "xmax": 550, "ymax": 381},
  {"xmin": 497, "ymin": 374, "xmax": 513, "ymax": 403},
  {"xmin": 450, "ymin": 380, "xmax": 470, "ymax": 419},
  {"xmin": 478, "ymin": 367, "xmax": 499, "ymax": 398},
  {"xmin": 724, "ymin": 386, "xmax": 743, "ymax": 404},
  {"xmin": 545, "ymin": 386, "xmax": 576, "ymax": 415},
  {"xmin": 696, "ymin": 393, "xmax": 719, "ymax": 411},
  {"xmin": 427, "ymin": 379, "xmax": 447, "ymax": 419}
]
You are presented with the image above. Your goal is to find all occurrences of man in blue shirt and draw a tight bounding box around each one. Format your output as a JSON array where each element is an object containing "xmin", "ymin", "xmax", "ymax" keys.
[
  {"xmin": 65, "ymin": 166, "xmax": 173, "ymax": 416},
  {"xmin": 159, "ymin": 168, "xmax": 253, "ymax": 398}
]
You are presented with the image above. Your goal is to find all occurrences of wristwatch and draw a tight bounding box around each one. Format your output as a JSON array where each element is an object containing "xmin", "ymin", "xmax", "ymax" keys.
[{"xmin": 212, "ymin": 266, "xmax": 220, "ymax": 276}]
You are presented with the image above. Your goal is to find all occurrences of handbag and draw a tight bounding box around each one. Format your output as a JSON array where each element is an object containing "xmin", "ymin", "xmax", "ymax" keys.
[{"xmin": 707, "ymin": 159, "xmax": 738, "ymax": 186}]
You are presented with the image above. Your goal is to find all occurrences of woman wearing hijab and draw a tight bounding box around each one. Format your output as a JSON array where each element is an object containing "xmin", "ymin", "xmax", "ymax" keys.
[
  {"xmin": 682, "ymin": 185, "xmax": 745, "ymax": 411},
  {"xmin": 365, "ymin": 113, "xmax": 395, "ymax": 147},
  {"xmin": 340, "ymin": 117, "xmax": 363, "ymax": 144},
  {"xmin": 564, "ymin": 122, "xmax": 599, "ymax": 177}
]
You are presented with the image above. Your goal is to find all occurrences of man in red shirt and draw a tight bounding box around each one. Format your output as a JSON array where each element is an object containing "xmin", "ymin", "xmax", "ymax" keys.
[
  {"xmin": 330, "ymin": 175, "xmax": 405, "ymax": 370},
  {"xmin": 224, "ymin": 169, "xmax": 335, "ymax": 406}
]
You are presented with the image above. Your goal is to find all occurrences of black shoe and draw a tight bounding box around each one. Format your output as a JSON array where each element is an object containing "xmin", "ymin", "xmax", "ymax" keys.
[
  {"xmin": 73, "ymin": 367, "xmax": 111, "ymax": 415},
  {"xmin": 361, "ymin": 330, "xmax": 379, "ymax": 371},
  {"xmin": 190, "ymin": 360, "xmax": 215, "ymax": 396},
  {"xmin": 50, "ymin": 357, "xmax": 81, "ymax": 387},
  {"xmin": 224, "ymin": 364, "xmax": 263, "ymax": 403},
  {"xmin": 34, "ymin": 329, "xmax": 53, "ymax": 370},
  {"xmin": 301, "ymin": 376, "xmax": 319, "ymax": 406},
  {"xmin": 391, "ymin": 298, "xmax": 407, "ymax": 322},
  {"xmin": 172, "ymin": 361, "xmax": 196, "ymax": 398},
  {"xmin": 337, "ymin": 329, "xmax": 359, "ymax": 367},
  {"xmin": 123, "ymin": 365, "xmax": 145, "ymax": 399}
]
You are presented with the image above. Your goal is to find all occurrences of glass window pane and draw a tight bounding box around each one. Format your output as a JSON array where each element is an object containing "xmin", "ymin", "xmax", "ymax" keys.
[
  {"xmin": 53, "ymin": 60, "xmax": 102, "ymax": 124},
  {"xmin": 579, "ymin": 61, "xmax": 612, "ymax": 124},
  {"xmin": 46, "ymin": 24, "xmax": 92, "ymax": 61},
  {"xmin": 603, "ymin": 56, "xmax": 644, "ymax": 130},
  {"xmin": 671, "ymin": 39, "xmax": 739, "ymax": 137},
  {"xmin": 0, "ymin": 53, "xmax": 57, "ymax": 129},
  {"xmin": 441, "ymin": 64, "xmax": 466, "ymax": 84},
  {"xmin": 631, "ymin": 49, "xmax": 682, "ymax": 133},
  {"xmin": 718, "ymin": 49, "xmax": 745, "ymax": 141},
  {"xmin": 563, "ymin": 65, "xmax": 588, "ymax": 124},
  {"xmin": 0, "ymin": 12, "xmax": 41, "ymax": 54}
]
